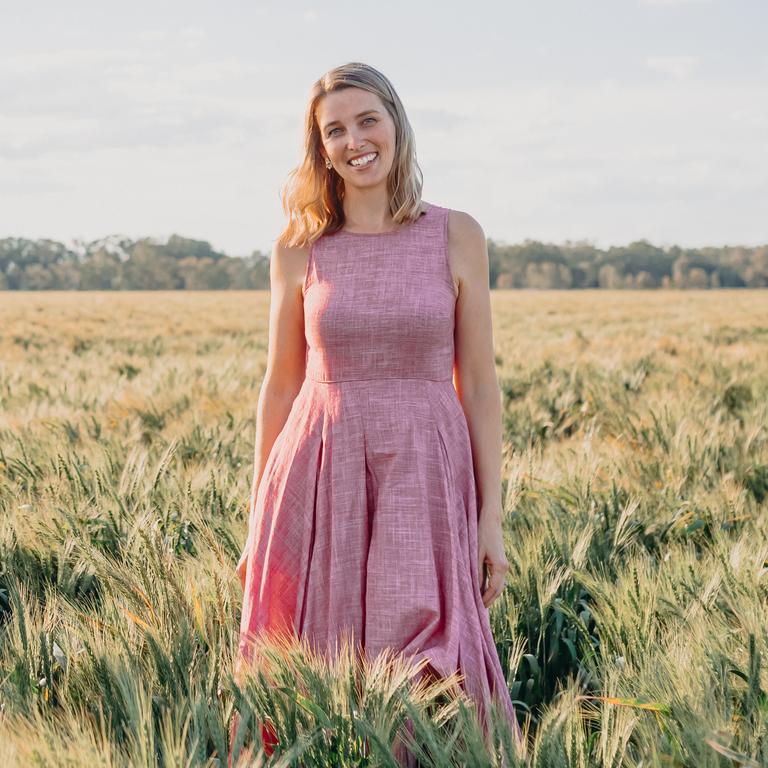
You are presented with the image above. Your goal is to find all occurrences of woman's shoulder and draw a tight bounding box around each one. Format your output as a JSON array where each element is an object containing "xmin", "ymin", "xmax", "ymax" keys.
[
  {"xmin": 444, "ymin": 206, "xmax": 485, "ymax": 242},
  {"xmin": 269, "ymin": 240, "xmax": 311, "ymax": 294},
  {"xmin": 427, "ymin": 201, "xmax": 482, "ymax": 234},
  {"xmin": 271, "ymin": 239, "xmax": 310, "ymax": 262}
]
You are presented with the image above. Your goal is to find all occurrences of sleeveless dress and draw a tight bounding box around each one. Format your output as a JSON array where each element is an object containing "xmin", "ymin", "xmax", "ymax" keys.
[{"xmin": 236, "ymin": 201, "xmax": 519, "ymax": 754}]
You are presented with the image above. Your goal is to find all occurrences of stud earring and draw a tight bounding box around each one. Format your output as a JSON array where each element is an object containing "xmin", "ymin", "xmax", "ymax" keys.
[{"xmin": 325, "ymin": 157, "xmax": 333, "ymax": 170}]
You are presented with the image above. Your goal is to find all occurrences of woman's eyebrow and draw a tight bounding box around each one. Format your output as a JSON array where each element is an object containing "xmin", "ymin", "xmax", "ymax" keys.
[{"xmin": 322, "ymin": 110, "xmax": 380, "ymax": 131}]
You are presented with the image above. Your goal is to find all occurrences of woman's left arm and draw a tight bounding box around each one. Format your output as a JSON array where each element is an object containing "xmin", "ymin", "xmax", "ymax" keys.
[{"xmin": 448, "ymin": 209, "xmax": 509, "ymax": 609}]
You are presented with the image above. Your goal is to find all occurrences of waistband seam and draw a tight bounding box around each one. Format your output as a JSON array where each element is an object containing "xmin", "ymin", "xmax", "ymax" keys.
[{"xmin": 306, "ymin": 376, "xmax": 453, "ymax": 384}]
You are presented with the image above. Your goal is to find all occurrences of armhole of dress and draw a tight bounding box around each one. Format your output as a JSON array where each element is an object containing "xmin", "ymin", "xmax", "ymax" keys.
[
  {"xmin": 443, "ymin": 207, "xmax": 458, "ymax": 302},
  {"xmin": 302, "ymin": 240, "xmax": 316, "ymax": 298}
]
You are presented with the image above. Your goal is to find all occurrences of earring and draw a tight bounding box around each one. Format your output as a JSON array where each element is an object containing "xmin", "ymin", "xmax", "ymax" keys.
[{"xmin": 325, "ymin": 157, "xmax": 333, "ymax": 170}]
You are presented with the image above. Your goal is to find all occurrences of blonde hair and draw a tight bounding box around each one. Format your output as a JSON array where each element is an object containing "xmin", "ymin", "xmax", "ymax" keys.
[{"xmin": 277, "ymin": 62, "xmax": 424, "ymax": 248}]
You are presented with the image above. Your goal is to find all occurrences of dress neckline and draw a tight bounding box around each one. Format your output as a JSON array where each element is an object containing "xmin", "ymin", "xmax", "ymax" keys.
[{"xmin": 337, "ymin": 202, "xmax": 431, "ymax": 237}]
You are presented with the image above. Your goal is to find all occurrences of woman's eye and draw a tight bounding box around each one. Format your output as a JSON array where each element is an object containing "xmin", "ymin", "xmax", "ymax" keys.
[{"xmin": 328, "ymin": 118, "xmax": 375, "ymax": 137}]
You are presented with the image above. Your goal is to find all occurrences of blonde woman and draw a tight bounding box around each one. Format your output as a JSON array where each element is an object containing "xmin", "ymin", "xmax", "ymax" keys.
[{"xmin": 232, "ymin": 61, "xmax": 520, "ymax": 764}]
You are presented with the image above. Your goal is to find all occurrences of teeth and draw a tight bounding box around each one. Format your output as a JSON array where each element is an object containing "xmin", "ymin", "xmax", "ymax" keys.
[{"xmin": 350, "ymin": 152, "xmax": 377, "ymax": 167}]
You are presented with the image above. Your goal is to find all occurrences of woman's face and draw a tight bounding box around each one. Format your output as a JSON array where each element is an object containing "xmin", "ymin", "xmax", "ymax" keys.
[{"xmin": 316, "ymin": 87, "xmax": 396, "ymax": 188}]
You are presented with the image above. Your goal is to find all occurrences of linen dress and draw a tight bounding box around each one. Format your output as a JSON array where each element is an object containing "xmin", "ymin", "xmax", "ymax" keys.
[{"xmin": 235, "ymin": 201, "xmax": 519, "ymax": 756}]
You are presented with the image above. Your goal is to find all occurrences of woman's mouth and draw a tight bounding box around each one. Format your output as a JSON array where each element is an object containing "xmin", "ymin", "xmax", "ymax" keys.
[{"xmin": 348, "ymin": 151, "xmax": 378, "ymax": 170}]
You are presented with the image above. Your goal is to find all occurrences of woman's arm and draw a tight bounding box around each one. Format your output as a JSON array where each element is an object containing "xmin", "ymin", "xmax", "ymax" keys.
[
  {"xmin": 236, "ymin": 240, "xmax": 309, "ymax": 588},
  {"xmin": 448, "ymin": 210, "xmax": 509, "ymax": 609}
]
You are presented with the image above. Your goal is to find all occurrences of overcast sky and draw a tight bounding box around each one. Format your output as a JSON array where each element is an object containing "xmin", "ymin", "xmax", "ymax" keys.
[{"xmin": 1, "ymin": 0, "xmax": 766, "ymax": 257}]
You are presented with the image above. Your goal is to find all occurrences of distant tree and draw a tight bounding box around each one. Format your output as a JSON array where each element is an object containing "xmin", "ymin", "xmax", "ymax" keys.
[
  {"xmin": 672, "ymin": 256, "xmax": 691, "ymax": 288},
  {"xmin": 496, "ymin": 272, "xmax": 516, "ymax": 289},
  {"xmin": 570, "ymin": 261, "xmax": 596, "ymax": 288},
  {"xmin": 687, "ymin": 267, "xmax": 709, "ymax": 289},
  {"xmin": 80, "ymin": 249, "xmax": 121, "ymax": 290},
  {"xmin": 525, "ymin": 261, "xmax": 572, "ymax": 289},
  {"xmin": 164, "ymin": 235, "xmax": 221, "ymax": 262},
  {"xmin": 635, "ymin": 270, "xmax": 658, "ymax": 289},
  {"xmin": 199, "ymin": 259, "xmax": 231, "ymax": 290},
  {"xmin": 745, "ymin": 245, "xmax": 768, "ymax": 287},
  {"xmin": 20, "ymin": 264, "xmax": 55, "ymax": 290},
  {"xmin": 598, "ymin": 264, "xmax": 622, "ymax": 289},
  {"xmin": 123, "ymin": 242, "xmax": 180, "ymax": 289},
  {"xmin": 47, "ymin": 261, "xmax": 79, "ymax": 289},
  {"xmin": 487, "ymin": 240, "xmax": 505, "ymax": 287}
]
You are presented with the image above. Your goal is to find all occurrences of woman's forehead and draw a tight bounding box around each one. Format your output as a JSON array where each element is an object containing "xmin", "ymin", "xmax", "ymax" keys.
[{"xmin": 316, "ymin": 89, "xmax": 383, "ymax": 124}]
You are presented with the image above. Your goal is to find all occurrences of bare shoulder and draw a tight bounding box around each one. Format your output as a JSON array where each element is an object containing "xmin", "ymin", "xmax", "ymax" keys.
[
  {"xmin": 446, "ymin": 209, "xmax": 488, "ymax": 297},
  {"xmin": 271, "ymin": 240, "xmax": 311, "ymax": 296},
  {"xmin": 447, "ymin": 209, "xmax": 486, "ymax": 249}
]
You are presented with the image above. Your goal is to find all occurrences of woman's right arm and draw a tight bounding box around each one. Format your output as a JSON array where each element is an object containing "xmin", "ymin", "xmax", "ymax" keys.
[{"xmin": 236, "ymin": 240, "xmax": 309, "ymax": 588}]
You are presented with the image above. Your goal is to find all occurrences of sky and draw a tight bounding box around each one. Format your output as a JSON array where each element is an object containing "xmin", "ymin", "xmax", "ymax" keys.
[{"xmin": 1, "ymin": 0, "xmax": 766, "ymax": 257}]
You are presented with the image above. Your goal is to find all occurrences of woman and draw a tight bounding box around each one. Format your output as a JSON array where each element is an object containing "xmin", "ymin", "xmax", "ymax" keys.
[{"xmin": 232, "ymin": 61, "xmax": 519, "ymax": 763}]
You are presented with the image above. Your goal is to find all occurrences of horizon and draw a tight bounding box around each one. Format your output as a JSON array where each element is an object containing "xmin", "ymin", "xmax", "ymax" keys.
[{"xmin": 3, "ymin": 230, "xmax": 767, "ymax": 261}]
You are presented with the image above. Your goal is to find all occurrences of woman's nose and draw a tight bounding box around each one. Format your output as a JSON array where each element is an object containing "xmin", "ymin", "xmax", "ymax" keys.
[{"xmin": 347, "ymin": 131, "xmax": 365, "ymax": 150}]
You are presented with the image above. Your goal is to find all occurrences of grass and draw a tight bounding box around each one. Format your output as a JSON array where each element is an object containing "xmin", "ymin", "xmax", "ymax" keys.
[{"xmin": 0, "ymin": 289, "xmax": 767, "ymax": 766}]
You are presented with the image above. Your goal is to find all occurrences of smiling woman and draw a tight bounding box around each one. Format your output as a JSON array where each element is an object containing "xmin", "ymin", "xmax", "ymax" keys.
[
  {"xmin": 230, "ymin": 62, "xmax": 521, "ymax": 766},
  {"xmin": 276, "ymin": 70, "xmax": 428, "ymax": 237}
]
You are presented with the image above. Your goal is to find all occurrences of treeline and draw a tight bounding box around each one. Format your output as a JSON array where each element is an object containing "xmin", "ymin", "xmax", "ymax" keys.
[
  {"xmin": 0, "ymin": 235, "xmax": 270, "ymax": 291},
  {"xmin": 489, "ymin": 239, "xmax": 768, "ymax": 289},
  {"xmin": 1, "ymin": 234, "xmax": 767, "ymax": 290}
]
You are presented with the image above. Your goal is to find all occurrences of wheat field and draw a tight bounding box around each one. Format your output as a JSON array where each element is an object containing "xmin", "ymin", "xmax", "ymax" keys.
[{"xmin": 1, "ymin": 289, "xmax": 767, "ymax": 767}]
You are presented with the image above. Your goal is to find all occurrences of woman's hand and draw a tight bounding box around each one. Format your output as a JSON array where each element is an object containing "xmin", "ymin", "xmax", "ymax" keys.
[
  {"xmin": 477, "ymin": 510, "xmax": 509, "ymax": 609},
  {"xmin": 236, "ymin": 548, "xmax": 249, "ymax": 590}
]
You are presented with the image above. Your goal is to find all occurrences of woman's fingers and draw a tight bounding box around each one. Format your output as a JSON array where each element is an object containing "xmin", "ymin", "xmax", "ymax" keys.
[
  {"xmin": 481, "ymin": 557, "xmax": 509, "ymax": 608},
  {"xmin": 236, "ymin": 549, "xmax": 248, "ymax": 589}
]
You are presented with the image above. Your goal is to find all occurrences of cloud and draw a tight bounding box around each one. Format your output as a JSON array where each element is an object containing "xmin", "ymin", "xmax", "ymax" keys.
[
  {"xmin": 138, "ymin": 29, "xmax": 168, "ymax": 43},
  {"xmin": 179, "ymin": 27, "xmax": 207, "ymax": 48},
  {"xmin": 0, "ymin": 48, "xmax": 144, "ymax": 75},
  {"xmin": 0, "ymin": 45, "xmax": 295, "ymax": 161},
  {"xmin": 409, "ymin": 107, "xmax": 470, "ymax": 133},
  {"xmin": 646, "ymin": 55, "xmax": 699, "ymax": 79},
  {"xmin": 640, "ymin": 0, "xmax": 715, "ymax": 6}
]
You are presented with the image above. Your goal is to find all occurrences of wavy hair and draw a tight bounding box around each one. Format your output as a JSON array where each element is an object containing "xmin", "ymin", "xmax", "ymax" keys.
[{"xmin": 277, "ymin": 62, "xmax": 424, "ymax": 248}]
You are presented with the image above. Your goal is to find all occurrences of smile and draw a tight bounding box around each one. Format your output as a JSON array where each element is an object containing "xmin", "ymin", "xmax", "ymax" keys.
[{"xmin": 348, "ymin": 152, "xmax": 378, "ymax": 168}]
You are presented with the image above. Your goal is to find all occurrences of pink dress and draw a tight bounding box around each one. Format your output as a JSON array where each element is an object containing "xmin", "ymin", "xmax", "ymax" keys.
[{"xmin": 237, "ymin": 201, "xmax": 519, "ymax": 747}]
